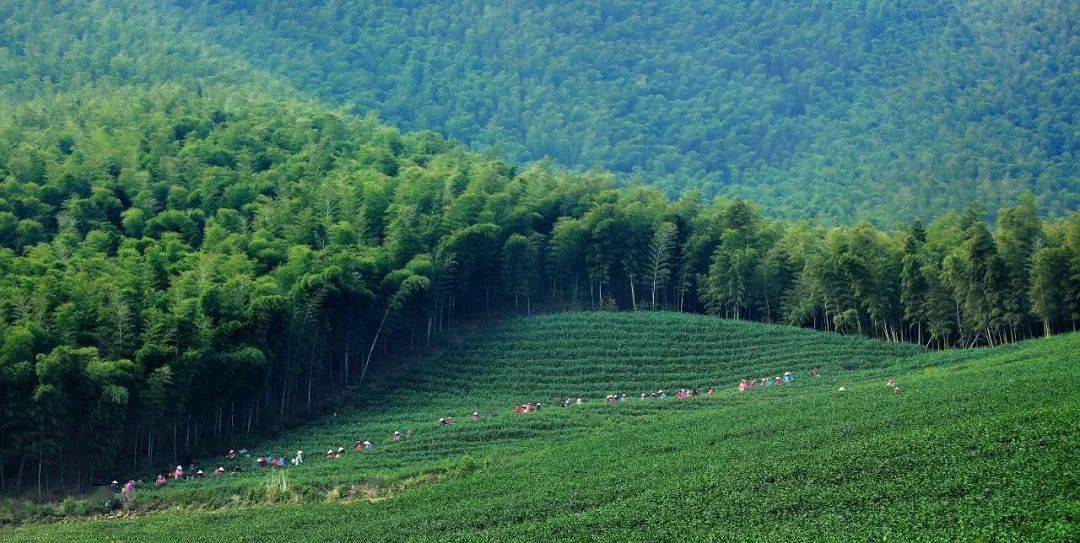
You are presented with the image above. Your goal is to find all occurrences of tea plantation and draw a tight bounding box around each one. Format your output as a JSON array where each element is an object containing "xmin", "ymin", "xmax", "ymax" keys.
[{"xmin": 4, "ymin": 312, "xmax": 1078, "ymax": 542}]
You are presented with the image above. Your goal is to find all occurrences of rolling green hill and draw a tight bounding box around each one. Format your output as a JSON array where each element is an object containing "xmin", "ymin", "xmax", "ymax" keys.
[{"xmin": 4, "ymin": 312, "xmax": 1077, "ymax": 541}]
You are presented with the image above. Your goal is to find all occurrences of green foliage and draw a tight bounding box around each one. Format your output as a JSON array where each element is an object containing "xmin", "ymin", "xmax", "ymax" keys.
[
  {"xmin": 80, "ymin": 0, "xmax": 1080, "ymax": 221},
  {"xmin": 647, "ymin": 221, "xmax": 676, "ymax": 308},
  {"xmin": 1030, "ymin": 246, "xmax": 1072, "ymax": 334},
  {"xmin": 501, "ymin": 234, "xmax": 536, "ymax": 312},
  {"xmin": 1, "ymin": 1, "xmax": 1075, "ymax": 222},
  {"xmin": 0, "ymin": 82, "xmax": 1075, "ymax": 493},
  {"xmin": 0, "ymin": 1, "xmax": 1076, "ymax": 497}
]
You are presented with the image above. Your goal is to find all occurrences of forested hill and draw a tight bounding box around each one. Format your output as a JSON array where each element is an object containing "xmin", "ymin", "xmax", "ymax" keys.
[
  {"xmin": 0, "ymin": 0, "xmax": 1077, "ymax": 496},
  {"xmin": 161, "ymin": 0, "xmax": 1078, "ymax": 222},
  {"xmin": 0, "ymin": 0, "xmax": 292, "ymax": 100},
  {"xmin": 1, "ymin": 1, "xmax": 1076, "ymax": 223},
  {"xmin": 0, "ymin": 81, "xmax": 1077, "ymax": 494}
]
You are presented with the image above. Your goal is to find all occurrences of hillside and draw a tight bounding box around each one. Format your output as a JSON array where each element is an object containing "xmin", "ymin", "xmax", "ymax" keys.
[
  {"xmin": 0, "ymin": 2, "xmax": 1076, "ymax": 540},
  {"xmin": 1, "ymin": 1, "xmax": 1076, "ymax": 222},
  {"xmin": 3, "ymin": 313, "xmax": 1077, "ymax": 541},
  {"xmin": 164, "ymin": 0, "xmax": 1079, "ymax": 222},
  {"xmin": 2, "ymin": 76, "xmax": 1076, "ymax": 499}
]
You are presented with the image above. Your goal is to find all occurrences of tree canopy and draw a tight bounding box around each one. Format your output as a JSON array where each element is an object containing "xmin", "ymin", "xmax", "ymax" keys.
[
  {"xmin": 0, "ymin": 84, "xmax": 1076, "ymax": 494},
  {"xmin": 165, "ymin": 0, "xmax": 1079, "ymax": 221},
  {"xmin": 1, "ymin": 0, "xmax": 1075, "ymax": 223}
]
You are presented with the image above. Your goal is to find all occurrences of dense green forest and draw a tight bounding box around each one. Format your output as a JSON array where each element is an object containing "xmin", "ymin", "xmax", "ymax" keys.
[
  {"xmin": 0, "ymin": 0, "xmax": 1077, "ymax": 496},
  {"xmin": 166, "ymin": 0, "xmax": 1079, "ymax": 221},
  {"xmin": 0, "ymin": 83, "xmax": 1077, "ymax": 494},
  {"xmin": 2, "ymin": 0, "xmax": 1077, "ymax": 223}
]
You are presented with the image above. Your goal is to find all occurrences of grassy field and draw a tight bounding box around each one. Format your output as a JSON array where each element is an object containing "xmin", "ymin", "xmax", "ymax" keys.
[{"xmin": 3, "ymin": 312, "xmax": 1078, "ymax": 542}]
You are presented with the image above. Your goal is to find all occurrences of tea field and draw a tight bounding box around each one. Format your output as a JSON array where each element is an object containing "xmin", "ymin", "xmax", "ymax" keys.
[{"xmin": 4, "ymin": 312, "xmax": 1078, "ymax": 542}]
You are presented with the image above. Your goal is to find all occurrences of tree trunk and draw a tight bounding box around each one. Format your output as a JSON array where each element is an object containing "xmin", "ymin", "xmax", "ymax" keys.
[
  {"xmin": 307, "ymin": 324, "xmax": 320, "ymax": 413},
  {"xmin": 15, "ymin": 449, "xmax": 27, "ymax": 493},
  {"xmin": 37, "ymin": 441, "xmax": 43, "ymax": 499},
  {"xmin": 343, "ymin": 314, "xmax": 352, "ymax": 383},
  {"xmin": 360, "ymin": 301, "xmax": 395, "ymax": 385},
  {"xmin": 56, "ymin": 446, "xmax": 63, "ymax": 492},
  {"xmin": 279, "ymin": 379, "xmax": 287, "ymax": 421},
  {"xmin": 954, "ymin": 300, "xmax": 963, "ymax": 340},
  {"xmin": 651, "ymin": 276, "xmax": 657, "ymax": 308},
  {"xmin": 132, "ymin": 424, "xmax": 139, "ymax": 472},
  {"xmin": 247, "ymin": 399, "xmax": 255, "ymax": 435}
]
